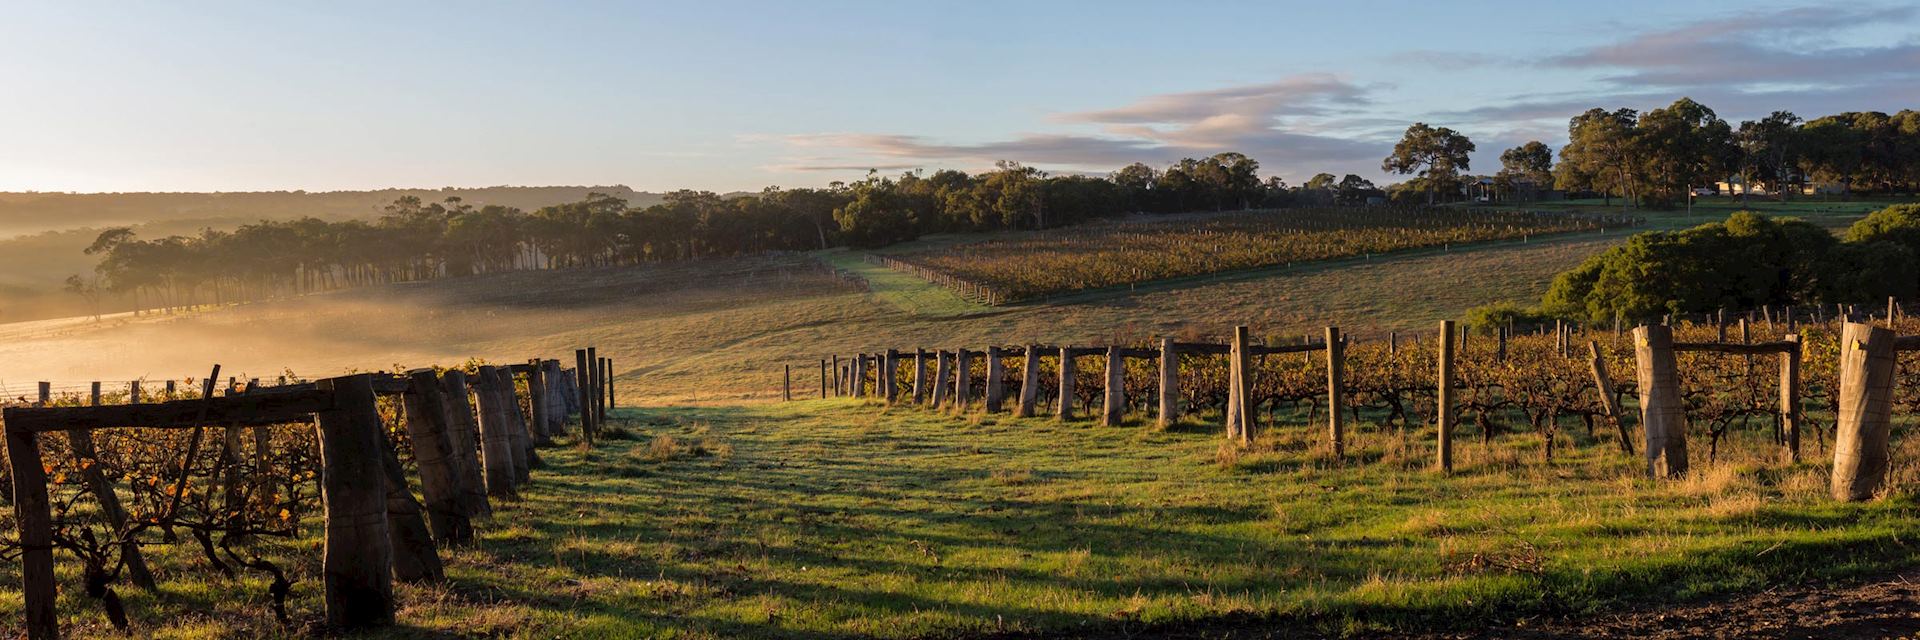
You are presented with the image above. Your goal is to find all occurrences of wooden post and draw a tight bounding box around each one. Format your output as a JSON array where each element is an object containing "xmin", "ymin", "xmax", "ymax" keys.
[
  {"xmin": 1102, "ymin": 346, "xmax": 1125, "ymax": 426},
  {"xmin": 784, "ymin": 364, "xmax": 792, "ymax": 401},
  {"xmin": 1634, "ymin": 325, "xmax": 1687, "ymax": 479},
  {"xmin": 494, "ymin": 367, "xmax": 533, "ymax": 483},
  {"xmin": 436, "ymin": 370, "xmax": 493, "ymax": 517},
  {"xmin": 912, "ymin": 349, "xmax": 928, "ymax": 404},
  {"xmin": 1890, "ymin": 296, "xmax": 1898, "ymax": 328},
  {"xmin": 1833, "ymin": 322, "xmax": 1895, "ymax": 501},
  {"xmin": 598, "ymin": 356, "xmax": 613, "ymax": 418},
  {"xmin": 130, "ymin": 380, "xmax": 141, "ymax": 403},
  {"xmin": 1228, "ymin": 326, "xmax": 1253, "ymax": 443},
  {"xmin": 573, "ymin": 349, "xmax": 595, "ymax": 445},
  {"xmin": 542, "ymin": 360, "xmax": 570, "ymax": 436},
  {"xmin": 525, "ymin": 363, "xmax": 553, "ymax": 445},
  {"xmin": 1437, "ymin": 320, "xmax": 1455, "ymax": 473},
  {"xmin": 376, "ymin": 402, "xmax": 444, "ymax": 584},
  {"xmin": 314, "ymin": 374, "xmax": 396, "ymax": 630},
  {"xmin": 1496, "ymin": 327, "xmax": 1508, "ymax": 361},
  {"xmin": 8, "ymin": 423, "xmax": 57, "ymax": 638},
  {"xmin": 1056, "ymin": 347, "xmax": 1076, "ymax": 420},
  {"xmin": 37, "ymin": 381, "xmax": 50, "ymax": 406},
  {"xmin": 471, "ymin": 366, "xmax": 521, "ymax": 499},
  {"xmin": 984, "ymin": 346, "xmax": 1006, "ymax": 412},
  {"xmin": 851, "ymin": 353, "xmax": 866, "ymax": 398},
  {"xmin": 1157, "ymin": 337, "xmax": 1179, "ymax": 428},
  {"xmin": 1587, "ymin": 340, "xmax": 1631, "ymax": 455},
  {"xmin": 954, "ymin": 348, "xmax": 972, "ymax": 409},
  {"xmin": 883, "ymin": 349, "xmax": 899, "ymax": 403},
  {"xmin": 1326, "ymin": 326, "xmax": 1344, "ymax": 457},
  {"xmin": 1780, "ymin": 334, "xmax": 1803, "ymax": 464},
  {"xmin": 931, "ymin": 352, "xmax": 951, "ymax": 407},
  {"xmin": 831, "ymin": 355, "xmax": 841, "ymax": 397},
  {"xmin": 1018, "ymin": 345, "xmax": 1040, "ymax": 418},
  {"xmin": 819, "ymin": 359, "xmax": 827, "ymax": 399},
  {"xmin": 401, "ymin": 369, "xmax": 475, "ymax": 545}
]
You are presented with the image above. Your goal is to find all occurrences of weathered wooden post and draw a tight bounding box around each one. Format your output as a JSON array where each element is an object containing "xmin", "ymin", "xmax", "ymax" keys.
[
  {"xmin": 471, "ymin": 366, "xmax": 521, "ymax": 500},
  {"xmin": 586, "ymin": 348, "xmax": 603, "ymax": 424},
  {"xmin": 314, "ymin": 374, "xmax": 396, "ymax": 630},
  {"xmin": 375, "ymin": 403, "xmax": 444, "ymax": 584},
  {"xmin": 1018, "ymin": 345, "xmax": 1040, "ymax": 417},
  {"xmin": 851, "ymin": 353, "xmax": 867, "ymax": 398},
  {"xmin": 598, "ymin": 356, "xmax": 613, "ymax": 418},
  {"xmin": 931, "ymin": 351, "xmax": 951, "ymax": 407},
  {"xmin": 954, "ymin": 348, "xmax": 973, "ymax": 409},
  {"xmin": 1326, "ymin": 326, "xmax": 1345, "ymax": 457},
  {"xmin": 437, "ymin": 370, "xmax": 492, "ymax": 517},
  {"xmin": 912, "ymin": 349, "xmax": 928, "ymax": 404},
  {"xmin": 883, "ymin": 349, "xmax": 900, "ymax": 403},
  {"xmin": 1227, "ymin": 326, "xmax": 1253, "ymax": 443},
  {"xmin": 1634, "ymin": 324, "xmax": 1687, "ymax": 479},
  {"xmin": 1586, "ymin": 340, "xmax": 1631, "ymax": 455},
  {"xmin": 831, "ymin": 354, "xmax": 842, "ymax": 397},
  {"xmin": 819, "ymin": 359, "xmax": 827, "ymax": 398},
  {"xmin": 1437, "ymin": 320, "xmax": 1456, "ymax": 473},
  {"xmin": 1833, "ymin": 322, "xmax": 1895, "ymax": 501},
  {"xmin": 37, "ymin": 381, "xmax": 48, "ymax": 405},
  {"xmin": 784, "ymin": 364, "xmax": 792, "ymax": 401},
  {"xmin": 402, "ymin": 369, "xmax": 475, "ymax": 545},
  {"xmin": 130, "ymin": 380, "xmax": 141, "ymax": 403},
  {"xmin": 1102, "ymin": 345, "xmax": 1125, "ymax": 426},
  {"xmin": 494, "ymin": 367, "xmax": 534, "ymax": 482},
  {"xmin": 1056, "ymin": 347, "xmax": 1076, "ymax": 420},
  {"xmin": 573, "ymin": 349, "xmax": 596, "ymax": 444},
  {"xmin": 524, "ymin": 363, "xmax": 553, "ymax": 445},
  {"xmin": 1157, "ymin": 337, "xmax": 1179, "ymax": 428},
  {"xmin": 985, "ymin": 346, "xmax": 1006, "ymax": 412},
  {"xmin": 542, "ymin": 360, "xmax": 569, "ymax": 436},
  {"xmin": 8, "ymin": 420, "xmax": 57, "ymax": 638},
  {"xmin": 1779, "ymin": 334, "xmax": 1802, "ymax": 463}
]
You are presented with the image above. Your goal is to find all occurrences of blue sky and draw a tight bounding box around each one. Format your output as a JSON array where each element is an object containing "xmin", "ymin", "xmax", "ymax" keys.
[{"xmin": 2, "ymin": 1, "xmax": 1916, "ymax": 193}]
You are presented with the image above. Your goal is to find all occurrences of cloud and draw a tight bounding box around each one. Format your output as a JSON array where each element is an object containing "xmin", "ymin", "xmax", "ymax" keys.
[
  {"xmin": 767, "ymin": 75, "xmax": 1387, "ymax": 180},
  {"xmin": 1545, "ymin": 5, "xmax": 1920, "ymax": 87}
]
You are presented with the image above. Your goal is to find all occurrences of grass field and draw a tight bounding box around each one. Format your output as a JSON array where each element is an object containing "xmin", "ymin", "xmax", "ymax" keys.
[
  {"xmin": 9, "ymin": 401, "xmax": 1914, "ymax": 638},
  {"xmin": 5, "ymin": 204, "xmax": 1918, "ymax": 638}
]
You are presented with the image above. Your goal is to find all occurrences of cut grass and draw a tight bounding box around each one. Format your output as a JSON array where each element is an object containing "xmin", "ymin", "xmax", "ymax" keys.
[{"xmin": 9, "ymin": 402, "xmax": 1911, "ymax": 638}]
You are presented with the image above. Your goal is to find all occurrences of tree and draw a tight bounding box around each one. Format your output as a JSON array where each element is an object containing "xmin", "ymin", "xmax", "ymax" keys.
[
  {"xmin": 1556, "ymin": 108, "xmax": 1639, "ymax": 207},
  {"xmin": 1334, "ymin": 175, "xmax": 1378, "ymax": 205},
  {"xmin": 1735, "ymin": 111, "xmax": 1801, "ymax": 202},
  {"xmin": 1496, "ymin": 141, "xmax": 1553, "ymax": 201},
  {"xmin": 1634, "ymin": 97, "xmax": 1734, "ymax": 208},
  {"xmin": 1382, "ymin": 123, "xmax": 1475, "ymax": 205}
]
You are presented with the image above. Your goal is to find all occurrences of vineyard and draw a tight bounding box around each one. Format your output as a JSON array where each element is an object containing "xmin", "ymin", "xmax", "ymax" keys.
[
  {"xmin": 876, "ymin": 207, "xmax": 1634, "ymax": 304},
  {"xmin": 0, "ymin": 350, "xmax": 618, "ymax": 638},
  {"xmin": 816, "ymin": 308, "xmax": 1918, "ymax": 498}
]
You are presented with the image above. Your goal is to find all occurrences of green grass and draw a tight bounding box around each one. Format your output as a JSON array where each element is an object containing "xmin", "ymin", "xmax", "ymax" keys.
[
  {"xmin": 12, "ymin": 402, "xmax": 1913, "ymax": 638},
  {"xmin": 814, "ymin": 248, "xmax": 987, "ymax": 319}
]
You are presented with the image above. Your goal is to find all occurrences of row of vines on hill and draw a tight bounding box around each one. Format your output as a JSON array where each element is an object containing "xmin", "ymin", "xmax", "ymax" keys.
[
  {"xmin": 0, "ymin": 362, "xmax": 566, "ymax": 635},
  {"xmin": 872, "ymin": 316, "xmax": 1920, "ymax": 466},
  {"xmin": 881, "ymin": 207, "xmax": 1634, "ymax": 304}
]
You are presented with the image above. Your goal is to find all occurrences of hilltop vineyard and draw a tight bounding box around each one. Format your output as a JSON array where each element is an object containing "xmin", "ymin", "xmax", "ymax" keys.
[{"xmin": 880, "ymin": 207, "xmax": 1631, "ymax": 304}]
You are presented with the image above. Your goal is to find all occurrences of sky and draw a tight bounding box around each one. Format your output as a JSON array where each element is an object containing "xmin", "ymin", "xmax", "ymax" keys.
[{"xmin": 2, "ymin": 1, "xmax": 1917, "ymax": 194}]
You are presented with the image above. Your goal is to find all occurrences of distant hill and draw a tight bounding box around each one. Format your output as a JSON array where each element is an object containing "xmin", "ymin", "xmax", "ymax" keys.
[{"xmin": 0, "ymin": 186, "xmax": 670, "ymax": 239}]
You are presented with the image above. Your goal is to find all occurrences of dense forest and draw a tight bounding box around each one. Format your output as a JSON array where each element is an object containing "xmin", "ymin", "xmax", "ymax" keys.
[{"xmin": 60, "ymin": 97, "xmax": 1920, "ymax": 317}]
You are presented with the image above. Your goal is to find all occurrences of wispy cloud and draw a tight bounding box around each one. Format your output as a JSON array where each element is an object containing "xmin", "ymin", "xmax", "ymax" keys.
[{"xmin": 1546, "ymin": 5, "xmax": 1920, "ymax": 87}]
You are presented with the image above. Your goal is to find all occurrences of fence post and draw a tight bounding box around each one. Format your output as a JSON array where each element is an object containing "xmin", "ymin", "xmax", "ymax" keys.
[
  {"xmin": 542, "ymin": 361, "xmax": 570, "ymax": 436},
  {"xmin": 1833, "ymin": 322, "xmax": 1895, "ymax": 501},
  {"xmin": 952, "ymin": 348, "xmax": 971, "ymax": 409},
  {"xmin": 912, "ymin": 349, "xmax": 928, "ymax": 404},
  {"xmin": 6, "ymin": 420, "xmax": 57, "ymax": 638},
  {"xmin": 1326, "ymin": 326, "xmax": 1345, "ymax": 457},
  {"xmin": 1056, "ymin": 347, "xmax": 1076, "ymax": 420},
  {"xmin": 314, "ymin": 373, "xmax": 396, "ymax": 630},
  {"xmin": 931, "ymin": 351, "xmax": 951, "ymax": 407},
  {"xmin": 1018, "ymin": 345, "xmax": 1040, "ymax": 418},
  {"xmin": 598, "ymin": 356, "xmax": 612, "ymax": 418},
  {"xmin": 1158, "ymin": 337, "xmax": 1179, "ymax": 428},
  {"xmin": 1228, "ymin": 326, "xmax": 1252, "ymax": 444},
  {"xmin": 573, "ymin": 349, "xmax": 596, "ymax": 445},
  {"xmin": 1437, "ymin": 320, "xmax": 1455, "ymax": 473},
  {"xmin": 585, "ymin": 348, "xmax": 601, "ymax": 424},
  {"xmin": 831, "ymin": 355, "xmax": 841, "ymax": 397},
  {"xmin": 1780, "ymin": 334, "xmax": 1803, "ymax": 464},
  {"xmin": 1586, "ymin": 340, "xmax": 1631, "ymax": 455},
  {"xmin": 472, "ymin": 366, "xmax": 521, "ymax": 500},
  {"xmin": 38, "ymin": 381, "xmax": 50, "ymax": 406},
  {"xmin": 819, "ymin": 359, "xmax": 827, "ymax": 399},
  {"xmin": 851, "ymin": 353, "xmax": 866, "ymax": 398},
  {"xmin": 985, "ymin": 346, "xmax": 1006, "ymax": 412},
  {"xmin": 437, "ymin": 370, "xmax": 493, "ymax": 517},
  {"xmin": 1102, "ymin": 346, "xmax": 1125, "ymax": 426},
  {"xmin": 884, "ymin": 349, "xmax": 899, "ymax": 403},
  {"xmin": 401, "ymin": 369, "xmax": 475, "ymax": 545},
  {"xmin": 376, "ymin": 394, "xmax": 445, "ymax": 584},
  {"xmin": 784, "ymin": 364, "xmax": 792, "ymax": 401},
  {"xmin": 480, "ymin": 368, "xmax": 531, "ymax": 482},
  {"xmin": 1634, "ymin": 324, "xmax": 1687, "ymax": 479}
]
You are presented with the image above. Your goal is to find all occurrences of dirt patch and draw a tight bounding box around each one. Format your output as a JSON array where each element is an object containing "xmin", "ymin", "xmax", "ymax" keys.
[{"xmin": 1460, "ymin": 568, "xmax": 1920, "ymax": 639}]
